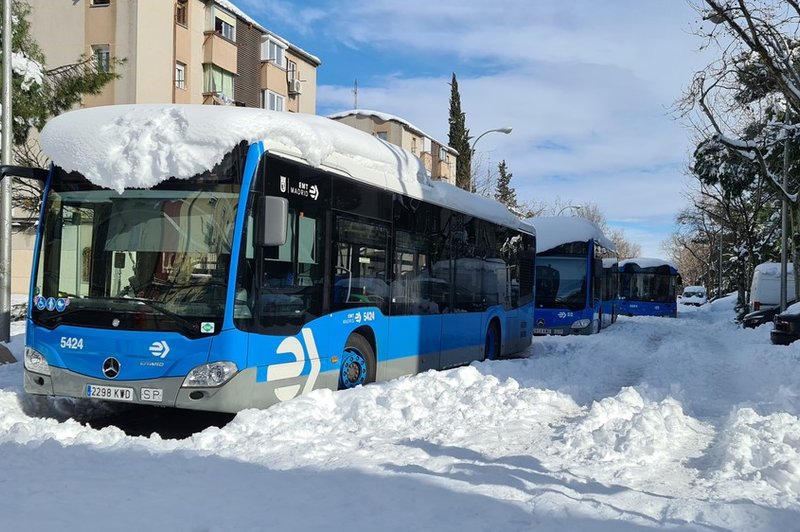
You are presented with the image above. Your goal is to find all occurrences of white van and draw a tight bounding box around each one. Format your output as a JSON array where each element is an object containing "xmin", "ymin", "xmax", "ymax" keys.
[
  {"xmin": 680, "ymin": 285, "xmax": 707, "ymax": 306},
  {"xmin": 749, "ymin": 262, "xmax": 795, "ymax": 312}
]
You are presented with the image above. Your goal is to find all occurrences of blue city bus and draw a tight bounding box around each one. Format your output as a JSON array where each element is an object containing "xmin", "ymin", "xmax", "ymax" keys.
[
  {"xmin": 528, "ymin": 217, "xmax": 617, "ymax": 335},
  {"xmin": 617, "ymin": 258, "xmax": 680, "ymax": 317},
  {"xmin": 11, "ymin": 105, "xmax": 536, "ymax": 413}
]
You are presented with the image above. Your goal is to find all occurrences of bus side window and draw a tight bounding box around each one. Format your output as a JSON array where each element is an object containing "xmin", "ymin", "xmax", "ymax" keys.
[{"xmin": 332, "ymin": 217, "xmax": 389, "ymax": 313}]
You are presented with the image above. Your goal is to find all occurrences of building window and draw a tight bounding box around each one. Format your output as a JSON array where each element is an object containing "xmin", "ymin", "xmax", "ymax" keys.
[
  {"xmin": 215, "ymin": 17, "xmax": 235, "ymax": 41},
  {"xmin": 262, "ymin": 38, "xmax": 286, "ymax": 69},
  {"xmin": 203, "ymin": 64, "xmax": 234, "ymax": 100},
  {"xmin": 91, "ymin": 0, "xmax": 110, "ymax": 6},
  {"xmin": 175, "ymin": 62, "xmax": 186, "ymax": 89},
  {"xmin": 263, "ymin": 90, "xmax": 284, "ymax": 112},
  {"xmin": 175, "ymin": 0, "xmax": 187, "ymax": 26},
  {"xmin": 92, "ymin": 45, "xmax": 110, "ymax": 73},
  {"xmin": 376, "ymin": 131, "xmax": 388, "ymax": 141},
  {"xmin": 287, "ymin": 60, "xmax": 297, "ymax": 81}
]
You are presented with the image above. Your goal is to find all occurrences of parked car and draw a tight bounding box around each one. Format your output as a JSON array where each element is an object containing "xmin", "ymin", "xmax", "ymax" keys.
[
  {"xmin": 770, "ymin": 302, "xmax": 800, "ymax": 345},
  {"xmin": 680, "ymin": 285, "xmax": 707, "ymax": 306},
  {"xmin": 743, "ymin": 301, "xmax": 794, "ymax": 329}
]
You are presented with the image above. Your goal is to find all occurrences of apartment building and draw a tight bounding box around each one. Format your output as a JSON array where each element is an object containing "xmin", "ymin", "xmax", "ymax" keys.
[
  {"xmin": 328, "ymin": 110, "xmax": 458, "ymax": 184},
  {"xmin": 26, "ymin": 0, "xmax": 320, "ymax": 112},
  {"xmin": 7, "ymin": 0, "xmax": 321, "ymax": 294}
]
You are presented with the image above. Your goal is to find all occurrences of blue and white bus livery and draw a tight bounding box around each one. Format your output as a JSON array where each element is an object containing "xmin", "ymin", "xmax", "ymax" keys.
[
  {"xmin": 617, "ymin": 258, "xmax": 680, "ymax": 318},
  {"xmin": 19, "ymin": 104, "xmax": 536, "ymax": 413},
  {"xmin": 527, "ymin": 216, "xmax": 617, "ymax": 335}
]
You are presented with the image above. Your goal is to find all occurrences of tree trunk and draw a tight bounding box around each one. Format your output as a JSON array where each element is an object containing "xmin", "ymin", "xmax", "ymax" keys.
[{"xmin": 791, "ymin": 204, "xmax": 800, "ymax": 303}]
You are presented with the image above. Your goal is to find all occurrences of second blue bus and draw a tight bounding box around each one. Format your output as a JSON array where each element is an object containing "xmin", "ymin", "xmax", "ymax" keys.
[{"xmin": 528, "ymin": 217, "xmax": 618, "ymax": 335}]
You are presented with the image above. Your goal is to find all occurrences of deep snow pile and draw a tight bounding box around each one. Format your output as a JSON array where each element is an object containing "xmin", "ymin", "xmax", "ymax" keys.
[{"xmin": 1, "ymin": 297, "xmax": 800, "ymax": 531}]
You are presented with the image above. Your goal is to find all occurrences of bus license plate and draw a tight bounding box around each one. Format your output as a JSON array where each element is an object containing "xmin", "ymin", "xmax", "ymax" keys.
[
  {"xmin": 86, "ymin": 384, "xmax": 134, "ymax": 402},
  {"xmin": 533, "ymin": 328, "xmax": 552, "ymax": 335}
]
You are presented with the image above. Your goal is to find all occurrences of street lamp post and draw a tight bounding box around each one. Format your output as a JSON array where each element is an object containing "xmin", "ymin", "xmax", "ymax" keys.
[
  {"xmin": 469, "ymin": 127, "xmax": 512, "ymax": 191},
  {"xmin": 1, "ymin": 0, "xmax": 13, "ymax": 345}
]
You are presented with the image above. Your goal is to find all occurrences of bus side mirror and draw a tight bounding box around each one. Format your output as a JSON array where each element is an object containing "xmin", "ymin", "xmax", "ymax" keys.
[
  {"xmin": 257, "ymin": 196, "xmax": 288, "ymax": 247},
  {"xmin": 0, "ymin": 165, "xmax": 48, "ymax": 182}
]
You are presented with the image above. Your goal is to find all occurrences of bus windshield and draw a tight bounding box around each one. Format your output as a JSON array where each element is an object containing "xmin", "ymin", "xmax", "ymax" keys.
[
  {"xmin": 32, "ymin": 148, "xmax": 245, "ymax": 334},
  {"xmin": 535, "ymin": 256, "xmax": 587, "ymax": 310},
  {"xmin": 620, "ymin": 272, "xmax": 676, "ymax": 303}
]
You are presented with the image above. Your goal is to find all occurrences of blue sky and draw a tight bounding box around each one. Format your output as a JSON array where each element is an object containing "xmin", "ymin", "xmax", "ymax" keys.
[{"xmin": 234, "ymin": 0, "xmax": 711, "ymax": 257}]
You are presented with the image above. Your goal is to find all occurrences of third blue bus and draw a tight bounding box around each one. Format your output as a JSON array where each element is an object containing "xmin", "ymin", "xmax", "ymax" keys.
[{"xmin": 617, "ymin": 258, "xmax": 680, "ymax": 317}]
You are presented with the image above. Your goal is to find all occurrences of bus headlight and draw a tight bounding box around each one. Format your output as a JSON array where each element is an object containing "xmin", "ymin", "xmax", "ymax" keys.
[
  {"xmin": 571, "ymin": 319, "xmax": 591, "ymax": 330},
  {"xmin": 182, "ymin": 361, "xmax": 238, "ymax": 388},
  {"xmin": 24, "ymin": 347, "xmax": 51, "ymax": 376}
]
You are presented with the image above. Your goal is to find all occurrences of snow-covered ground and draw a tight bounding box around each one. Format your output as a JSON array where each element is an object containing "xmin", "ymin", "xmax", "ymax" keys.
[{"xmin": 1, "ymin": 296, "xmax": 799, "ymax": 531}]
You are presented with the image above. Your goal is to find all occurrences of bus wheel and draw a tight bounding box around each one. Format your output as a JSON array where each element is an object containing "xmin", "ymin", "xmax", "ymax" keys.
[
  {"xmin": 338, "ymin": 333, "xmax": 376, "ymax": 390},
  {"xmin": 484, "ymin": 322, "xmax": 500, "ymax": 361}
]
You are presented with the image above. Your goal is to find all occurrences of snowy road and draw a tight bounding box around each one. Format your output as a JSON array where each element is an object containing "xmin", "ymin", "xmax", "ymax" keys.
[{"xmin": 1, "ymin": 296, "xmax": 799, "ymax": 531}]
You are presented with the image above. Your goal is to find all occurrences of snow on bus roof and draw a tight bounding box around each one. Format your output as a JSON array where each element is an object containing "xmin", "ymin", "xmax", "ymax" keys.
[
  {"xmin": 619, "ymin": 257, "xmax": 678, "ymax": 270},
  {"xmin": 526, "ymin": 216, "xmax": 615, "ymax": 253},
  {"xmin": 39, "ymin": 104, "xmax": 531, "ymax": 233}
]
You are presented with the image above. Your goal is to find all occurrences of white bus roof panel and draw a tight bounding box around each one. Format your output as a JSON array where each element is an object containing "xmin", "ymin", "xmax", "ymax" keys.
[{"xmin": 40, "ymin": 104, "xmax": 533, "ymax": 235}]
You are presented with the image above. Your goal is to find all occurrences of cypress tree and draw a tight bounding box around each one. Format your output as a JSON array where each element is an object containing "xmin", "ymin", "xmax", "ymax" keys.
[{"xmin": 448, "ymin": 73, "xmax": 472, "ymax": 190}]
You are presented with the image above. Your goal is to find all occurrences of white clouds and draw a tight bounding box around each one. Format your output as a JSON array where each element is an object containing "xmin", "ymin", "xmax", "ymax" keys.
[{"xmin": 266, "ymin": 0, "xmax": 711, "ymax": 255}]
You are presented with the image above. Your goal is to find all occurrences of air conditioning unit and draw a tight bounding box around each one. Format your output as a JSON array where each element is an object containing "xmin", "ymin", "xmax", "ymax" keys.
[{"xmin": 288, "ymin": 79, "xmax": 302, "ymax": 95}]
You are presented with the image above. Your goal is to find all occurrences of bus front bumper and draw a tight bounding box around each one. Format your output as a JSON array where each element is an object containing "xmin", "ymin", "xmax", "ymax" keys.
[
  {"xmin": 23, "ymin": 366, "xmax": 270, "ymax": 414},
  {"xmin": 532, "ymin": 322, "xmax": 593, "ymax": 336}
]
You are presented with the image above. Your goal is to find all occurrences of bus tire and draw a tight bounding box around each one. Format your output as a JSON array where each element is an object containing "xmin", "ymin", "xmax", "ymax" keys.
[
  {"xmin": 484, "ymin": 321, "xmax": 501, "ymax": 361},
  {"xmin": 338, "ymin": 333, "xmax": 376, "ymax": 390}
]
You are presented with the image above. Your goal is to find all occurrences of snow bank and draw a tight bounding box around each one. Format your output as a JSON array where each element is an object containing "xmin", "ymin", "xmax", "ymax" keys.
[
  {"xmin": 4, "ymin": 289, "xmax": 800, "ymax": 528},
  {"xmin": 710, "ymin": 407, "xmax": 800, "ymax": 496},
  {"xmin": 558, "ymin": 387, "xmax": 712, "ymax": 465},
  {"xmin": 527, "ymin": 216, "xmax": 616, "ymax": 253}
]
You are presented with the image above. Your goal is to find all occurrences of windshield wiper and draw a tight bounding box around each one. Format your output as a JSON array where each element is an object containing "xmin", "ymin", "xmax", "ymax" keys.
[{"xmin": 102, "ymin": 297, "xmax": 200, "ymax": 334}]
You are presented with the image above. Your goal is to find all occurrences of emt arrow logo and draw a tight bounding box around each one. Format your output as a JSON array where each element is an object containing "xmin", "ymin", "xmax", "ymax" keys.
[
  {"xmin": 149, "ymin": 340, "xmax": 170, "ymax": 359},
  {"xmin": 309, "ymin": 184, "xmax": 319, "ymax": 200}
]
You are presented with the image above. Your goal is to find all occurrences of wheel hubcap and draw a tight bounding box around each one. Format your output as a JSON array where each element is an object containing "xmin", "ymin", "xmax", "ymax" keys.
[{"xmin": 340, "ymin": 350, "xmax": 367, "ymax": 388}]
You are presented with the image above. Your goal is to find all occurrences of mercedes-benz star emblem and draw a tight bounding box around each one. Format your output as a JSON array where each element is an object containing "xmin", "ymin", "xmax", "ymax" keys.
[
  {"xmin": 111, "ymin": 318, "xmax": 120, "ymax": 328},
  {"xmin": 537, "ymin": 319, "xmax": 545, "ymax": 327},
  {"xmin": 102, "ymin": 357, "xmax": 120, "ymax": 379}
]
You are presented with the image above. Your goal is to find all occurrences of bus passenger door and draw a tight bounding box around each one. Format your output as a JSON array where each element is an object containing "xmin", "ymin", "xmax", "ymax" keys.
[
  {"xmin": 331, "ymin": 216, "xmax": 390, "ymax": 373},
  {"xmin": 439, "ymin": 214, "xmax": 482, "ymax": 368}
]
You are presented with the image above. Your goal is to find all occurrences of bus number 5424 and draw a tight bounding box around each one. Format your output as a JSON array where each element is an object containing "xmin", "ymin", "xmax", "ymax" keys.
[{"xmin": 60, "ymin": 337, "xmax": 84, "ymax": 350}]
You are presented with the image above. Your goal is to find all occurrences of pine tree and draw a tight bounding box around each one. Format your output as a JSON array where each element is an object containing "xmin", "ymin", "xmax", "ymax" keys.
[
  {"xmin": 2, "ymin": 0, "xmax": 119, "ymax": 154},
  {"xmin": 494, "ymin": 160, "xmax": 518, "ymax": 213},
  {"xmin": 2, "ymin": 1, "xmax": 120, "ymax": 214},
  {"xmin": 447, "ymin": 73, "xmax": 471, "ymax": 191}
]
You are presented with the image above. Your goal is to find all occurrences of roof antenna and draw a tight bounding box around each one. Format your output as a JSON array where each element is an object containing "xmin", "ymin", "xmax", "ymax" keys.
[{"xmin": 353, "ymin": 79, "xmax": 358, "ymax": 109}]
